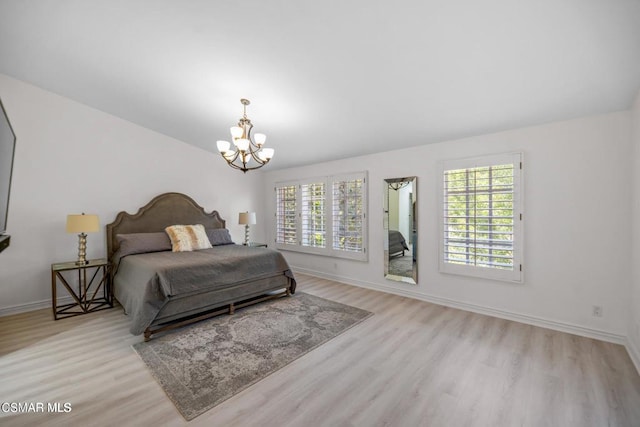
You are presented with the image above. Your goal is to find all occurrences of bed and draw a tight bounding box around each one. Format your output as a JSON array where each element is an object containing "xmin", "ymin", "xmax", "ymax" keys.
[
  {"xmin": 107, "ymin": 192, "xmax": 296, "ymax": 341},
  {"xmin": 388, "ymin": 230, "xmax": 409, "ymax": 257}
]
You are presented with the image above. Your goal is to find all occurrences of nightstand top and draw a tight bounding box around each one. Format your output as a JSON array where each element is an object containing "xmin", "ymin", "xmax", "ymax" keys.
[{"xmin": 52, "ymin": 258, "xmax": 109, "ymax": 271}]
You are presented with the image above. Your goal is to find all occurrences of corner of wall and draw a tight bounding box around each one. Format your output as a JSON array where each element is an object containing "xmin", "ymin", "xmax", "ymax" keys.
[{"xmin": 629, "ymin": 88, "xmax": 640, "ymax": 375}]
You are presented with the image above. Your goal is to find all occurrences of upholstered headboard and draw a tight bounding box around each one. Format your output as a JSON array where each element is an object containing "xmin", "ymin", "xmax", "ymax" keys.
[{"xmin": 106, "ymin": 192, "xmax": 225, "ymax": 261}]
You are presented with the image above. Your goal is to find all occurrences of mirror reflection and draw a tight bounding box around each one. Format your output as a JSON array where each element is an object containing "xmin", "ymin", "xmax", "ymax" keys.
[{"xmin": 384, "ymin": 177, "xmax": 417, "ymax": 284}]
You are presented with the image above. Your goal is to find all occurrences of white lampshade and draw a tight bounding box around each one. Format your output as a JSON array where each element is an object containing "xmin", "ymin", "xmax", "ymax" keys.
[
  {"xmin": 261, "ymin": 148, "xmax": 275, "ymax": 160},
  {"xmin": 230, "ymin": 126, "xmax": 244, "ymax": 139},
  {"xmin": 235, "ymin": 138, "xmax": 250, "ymax": 151},
  {"xmin": 66, "ymin": 214, "xmax": 100, "ymax": 233},
  {"xmin": 254, "ymin": 133, "xmax": 266, "ymax": 146},
  {"xmin": 216, "ymin": 140, "xmax": 231, "ymax": 153},
  {"xmin": 238, "ymin": 212, "xmax": 257, "ymax": 225}
]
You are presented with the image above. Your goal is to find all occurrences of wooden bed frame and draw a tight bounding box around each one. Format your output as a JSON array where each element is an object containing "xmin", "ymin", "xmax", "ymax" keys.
[{"xmin": 106, "ymin": 192, "xmax": 294, "ymax": 341}]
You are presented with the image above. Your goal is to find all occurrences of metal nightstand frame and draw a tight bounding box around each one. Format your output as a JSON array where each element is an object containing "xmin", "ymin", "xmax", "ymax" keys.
[{"xmin": 51, "ymin": 258, "xmax": 112, "ymax": 320}]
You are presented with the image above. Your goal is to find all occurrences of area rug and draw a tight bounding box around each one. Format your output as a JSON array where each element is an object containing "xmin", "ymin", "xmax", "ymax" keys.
[
  {"xmin": 132, "ymin": 292, "xmax": 372, "ymax": 420},
  {"xmin": 389, "ymin": 255, "xmax": 414, "ymax": 277}
]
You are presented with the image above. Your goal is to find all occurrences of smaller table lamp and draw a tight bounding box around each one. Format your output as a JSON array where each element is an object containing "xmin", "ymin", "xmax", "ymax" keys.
[
  {"xmin": 238, "ymin": 212, "xmax": 256, "ymax": 246},
  {"xmin": 66, "ymin": 213, "xmax": 100, "ymax": 265}
]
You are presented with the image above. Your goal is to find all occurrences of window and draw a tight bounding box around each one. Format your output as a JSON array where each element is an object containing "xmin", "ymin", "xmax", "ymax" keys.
[
  {"xmin": 275, "ymin": 172, "xmax": 367, "ymax": 260},
  {"xmin": 301, "ymin": 182, "xmax": 326, "ymax": 248},
  {"xmin": 332, "ymin": 176, "xmax": 365, "ymax": 253},
  {"xmin": 440, "ymin": 153, "xmax": 523, "ymax": 282},
  {"xmin": 275, "ymin": 185, "xmax": 296, "ymax": 245}
]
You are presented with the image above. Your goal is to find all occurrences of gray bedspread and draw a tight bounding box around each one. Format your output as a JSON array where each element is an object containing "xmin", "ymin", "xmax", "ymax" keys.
[
  {"xmin": 114, "ymin": 245, "xmax": 296, "ymax": 335},
  {"xmin": 389, "ymin": 230, "xmax": 409, "ymax": 255}
]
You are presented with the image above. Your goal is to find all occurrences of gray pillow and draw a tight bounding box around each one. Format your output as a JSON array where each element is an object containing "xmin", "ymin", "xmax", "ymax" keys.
[
  {"xmin": 206, "ymin": 228, "xmax": 234, "ymax": 246},
  {"xmin": 116, "ymin": 232, "xmax": 172, "ymax": 257}
]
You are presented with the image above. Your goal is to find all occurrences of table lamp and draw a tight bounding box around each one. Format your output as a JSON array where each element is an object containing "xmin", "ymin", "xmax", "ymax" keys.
[
  {"xmin": 66, "ymin": 213, "xmax": 100, "ymax": 265},
  {"xmin": 238, "ymin": 212, "xmax": 256, "ymax": 245}
]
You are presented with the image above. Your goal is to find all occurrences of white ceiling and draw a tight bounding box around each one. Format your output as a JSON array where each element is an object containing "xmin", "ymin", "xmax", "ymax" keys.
[{"xmin": 1, "ymin": 0, "xmax": 639, "ymax": 170}]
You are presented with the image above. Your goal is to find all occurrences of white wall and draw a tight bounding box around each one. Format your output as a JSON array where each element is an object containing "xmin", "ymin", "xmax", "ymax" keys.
[
  {"xmin": 397, "ymin": 184, "xmax": 412, "ymax": 245},
  {"xmin": 388, "ymin": 188, "xmax": 399, "ymax": 230},
  {"xmin": 630, "ymin": 90, "xmax": 640, "ymax": 369},
  {"xmin": 265, "ymin": 112, "xmax": 632, "ymax": 340},
  {"xmin": 0, "ymin": 74, "xmax": 266, "ymax": 313}
]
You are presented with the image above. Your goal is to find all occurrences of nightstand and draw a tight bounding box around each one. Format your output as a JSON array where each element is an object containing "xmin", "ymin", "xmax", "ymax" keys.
[
  {"xmin": 245, "ymin": 242, "xmax": 268, "ymax": 248},
  {"xmin": 51, "ymin": 258, "xmax": 112, "ymax": 320}
]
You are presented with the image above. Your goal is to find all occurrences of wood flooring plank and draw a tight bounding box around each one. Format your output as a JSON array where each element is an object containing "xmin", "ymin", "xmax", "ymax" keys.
[{"xmin": 0, "ymin": 273, "xmax": 639, "ymax": 426}]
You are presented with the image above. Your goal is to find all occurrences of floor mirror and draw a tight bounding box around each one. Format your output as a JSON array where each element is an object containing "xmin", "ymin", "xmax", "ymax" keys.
[{"xmin": 383, "ymin": 177, "xmax": 417, "ymax": 284}]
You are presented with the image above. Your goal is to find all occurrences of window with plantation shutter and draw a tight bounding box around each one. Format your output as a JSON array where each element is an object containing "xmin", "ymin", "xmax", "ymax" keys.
[
  {"xmin": 332, "ymin": 176, "xmax": 365, "ymax": 254},
  {"xmin": 274, "ymin": 172, "xmax": 367, "ymax": 260},
  {"xmin": 440, "ymin": 153, "xmax": 523, "ymax": 282},
  {"xmin": 301, "ymin": 182, "xmax": 326, "ymax": 248},
  {"xmin": 275, "ymin": 184, "xmax": 297, "ymax": 245}
]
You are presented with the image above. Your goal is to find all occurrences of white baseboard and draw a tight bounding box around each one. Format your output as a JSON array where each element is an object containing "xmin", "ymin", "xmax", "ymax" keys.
[
  {"xmin": 0, "ymin": 296, "xmax": 74, "ymax": 317},
  {"xmin": 626, "ymin": 337, "xmax": 640, "ymax": 376},
  {"xmin": 294, "ymin": 266, "xmax": 627, "ymax": 345}
]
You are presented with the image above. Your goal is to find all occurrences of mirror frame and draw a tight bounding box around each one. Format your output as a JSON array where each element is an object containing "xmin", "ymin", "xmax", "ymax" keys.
[{"xmin": 384, "ymin": 176, "xmax": 417, "ymax": 284}]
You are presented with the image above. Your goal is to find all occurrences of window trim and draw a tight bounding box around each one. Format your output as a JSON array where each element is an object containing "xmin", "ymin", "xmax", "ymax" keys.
[
  {"xmin": 274, "ymin": 171, "xmax": 368, "ymax": 261},
  {"xmin": 438, "ymin": 153, "xmax": 524, "ymax": 283}
]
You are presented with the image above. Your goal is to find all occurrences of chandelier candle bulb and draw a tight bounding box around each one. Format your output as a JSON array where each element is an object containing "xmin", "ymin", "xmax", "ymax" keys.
[
  {"xmin": 254, "ymin": 133, "xmax": 266, "ymax": 145},
  {"xmin": 236, "ymin": 138, "xmax": 250, "ymax": 151},
  {"xmin": 261, "ymin": 148, "xmax": 274, "ymax": 159},
  {"xmin": 216, "ymin": 140, "xmax": 230, "ymax": 152},
  {"xmin": 230, "ymin": 126, "xmax": 243, "ymax": 139},
  {"xmin": 216, "ymin": 99, "xmax": 275, "ymax": 173}
]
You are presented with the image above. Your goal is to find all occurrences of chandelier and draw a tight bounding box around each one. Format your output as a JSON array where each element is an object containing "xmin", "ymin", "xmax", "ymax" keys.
[
  {"xmin": 388, "ymin": 179, "xmax": 411, "ymax": 191},
  {"xmin": 216, "ymin": 99, "xmax": 274, "ymax": 173}
]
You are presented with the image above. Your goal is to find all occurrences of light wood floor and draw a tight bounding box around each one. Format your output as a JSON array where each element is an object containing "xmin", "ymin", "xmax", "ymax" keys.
[{"xmin": 1, "ymin": 274, "xmax": 639, "ymax": 426}]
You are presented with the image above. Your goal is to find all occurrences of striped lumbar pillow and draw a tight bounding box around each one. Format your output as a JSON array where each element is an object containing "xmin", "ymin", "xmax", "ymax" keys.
[{"xmin": 165, "ymin": 224, "xmax": 213, "ymax": 252}]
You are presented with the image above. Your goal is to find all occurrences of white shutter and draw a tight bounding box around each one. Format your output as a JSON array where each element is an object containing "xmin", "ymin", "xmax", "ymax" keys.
[
  {"xmin": 332, "ymin": 175, "xmax": 365, "ymax": 254},
  {"xmin": 275, "ymin": 184, "xmax": 297, "ymax": 245},
  {"xmin": 301, "ymin": 182, "xmax": 326, "ymax": 248},
  {"xmin": 275, "ymin": 172, "xmax": 367, "ymax": 261},
  {"xmin": 440, "ymin": 153, "xmax": 523, "ymax": 282}
]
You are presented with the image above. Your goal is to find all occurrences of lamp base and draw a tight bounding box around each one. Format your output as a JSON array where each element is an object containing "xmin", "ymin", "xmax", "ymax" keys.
[
  {"xmin": 244, "ymin": 224, "xmax": 250, "ymax": 246},
  {"xmin": 76, "ymin": 233, "xmax": 88, "ymax": 265}
]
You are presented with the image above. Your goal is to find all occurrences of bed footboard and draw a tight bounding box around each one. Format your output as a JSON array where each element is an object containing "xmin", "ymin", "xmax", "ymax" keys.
[{"xmin": 142, "ymin": 277, "xmax": 295, "ymax": 341}]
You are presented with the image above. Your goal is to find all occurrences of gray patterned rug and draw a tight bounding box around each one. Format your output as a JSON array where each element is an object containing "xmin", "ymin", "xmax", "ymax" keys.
[
  {"xmin": 132, "ymin": 292, "xmax": 372, "ymax": 420},
  {"xmin": 388, "ymin": 255, "xmax": 414, "ymax": 277}
]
